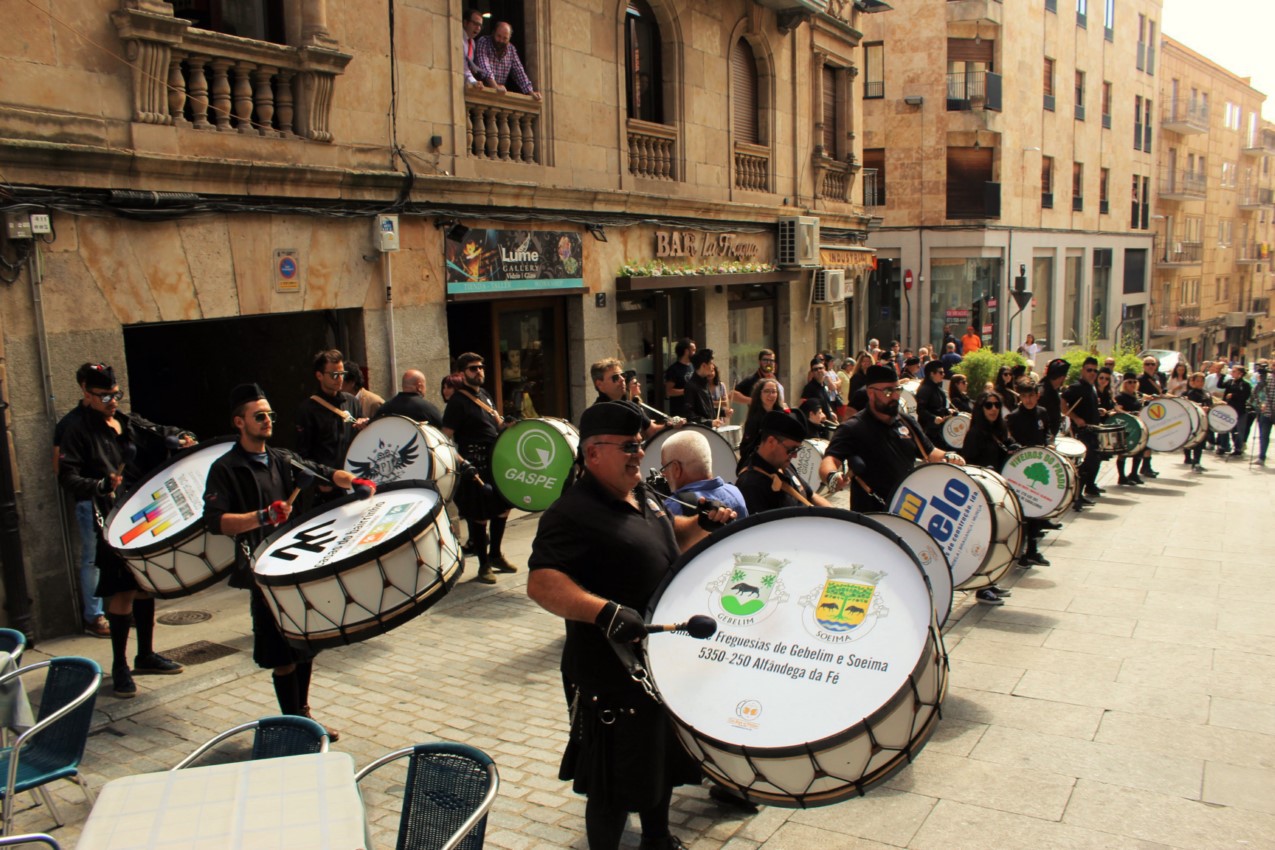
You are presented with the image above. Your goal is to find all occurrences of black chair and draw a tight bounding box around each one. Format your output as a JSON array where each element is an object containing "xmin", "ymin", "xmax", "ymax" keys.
[{"xmin": 172, "ymin": 715, "xmax": 330, "ymax": 770}]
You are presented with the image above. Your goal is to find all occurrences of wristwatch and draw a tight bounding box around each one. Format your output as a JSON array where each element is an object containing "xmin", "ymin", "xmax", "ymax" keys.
[{"xmin": 944, "ymin": 452, "xmax": 958, "ymax": 463}]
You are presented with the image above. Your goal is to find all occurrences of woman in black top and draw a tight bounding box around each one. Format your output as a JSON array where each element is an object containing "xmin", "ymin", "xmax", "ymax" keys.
[
  {"xmin": 738, "ymin": 378, "xmax": 787, "ymax": 464},
  {"xmin": 847, "ymin": 351, "xmax": 875, "ymax": 399},
  {"xmin": 994, "ymin": 368, "xmax": 1019, "ymax": 413},
  {"xmin": 961, "ymin": 390, "xmax": 1020, "ymax": 469},
  {"xmin": 949, "ymin": 374, "xmax": 974, "ymax": 414},
  {"xmin": 1182, "ymin": 372, "xmax": 1212, "ymax": 470},
  {"xmin": 1114, "ymin": 372, "xmax": 1148, "ymax": 485},
  {"xmin": 1095, "ymin": 367, "xmax": 1117, "ymax": 413}
]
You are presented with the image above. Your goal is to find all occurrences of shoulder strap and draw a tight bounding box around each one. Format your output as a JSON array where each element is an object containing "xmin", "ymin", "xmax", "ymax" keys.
[
  {"xmin": 456, "ymin": 388, "xmax": 503, "ymax": 422},
  {"xmin": 742, "ymin": 465, "xmax": 813, "ymax": 506},
  {"xmin": 309, "ymin": 394, "xmax": 356, "ymax": 424}
]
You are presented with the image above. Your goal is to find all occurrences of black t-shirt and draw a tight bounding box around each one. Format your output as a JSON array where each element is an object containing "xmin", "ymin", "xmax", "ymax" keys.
[
  {"xmin": 442, "ymin": 387, "xmax": 501, "ymax": 446},
  {"xmin": 52, "ymin": 404, "xmax": 83, "ymax": 446},
  {"xmin": 735, "ymin": 370, "xmax": 771, "ymax": 400},
  {"xmin": 825, "ymin": 409, "xmax": 934, "ymax": 512},
  {"xmin": 295, "ymin": 390, "xmax": 360, "ymax": 469},
  {"xmin": 800, "ymin": 379, "xmax": 835, "ymax": 418},
  {"xmin": 1039, "ymin": 381, "xmax": 1063, "ymax": 435},
  {"xmin": 374, "ymin": 392, "xmax": 444, "ymax": 427},
  {"xmin": 1115, "ymin": 391, "xmax": 1142, "ymax": 413},
  {"xmin": 1006, "ymin": 405, "xmax": 1049, "ymax": 447},
  {"xmin": 527, "ymin": 474, "xmax": 679, "ymax": 696},
  {"xmin": 684, "ymin": 374, "xmax": 715, "ymax": 424},
  {"xmin": 1138, "ymin": 371, "xmax": 1166, "ymax": 397},
  {"xmin": 735, "ymin": 454, "xmax": 812, "ymax": 514},
  {"xmin": 588, "ymin": 394, "xmax": 652, "ymax": 432},
  {"xmin": 1062, "ymin": 380, "xmax": 1101, "ymax": 425},
  {"xmin": 664, "ymin": 361, "xmax": 694, "ymax": 415},
  {"xmin": 960, "ymin": 425, "xmax": 1016, "ymax": 469},
  {"xmin": 914, "ymin": 380, "xmax": 949, "ymax": 434}
]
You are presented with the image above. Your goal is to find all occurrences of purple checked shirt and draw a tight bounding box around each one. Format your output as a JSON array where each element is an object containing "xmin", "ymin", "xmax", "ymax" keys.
[{"xmin": 474, "ymin": 36, "xmax": 535, "ymax": 95}]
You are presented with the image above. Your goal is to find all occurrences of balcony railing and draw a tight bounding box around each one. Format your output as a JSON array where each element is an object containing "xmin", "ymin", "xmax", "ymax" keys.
[
  {"xmin": 1239, "ymin": 187, "xmax": 1275, "ymax": 209},
  {"xmin": 626, "ymin": 118, "xmax": 678, "ymax": 181},
  {"xmin": 946, "ymin": 72, "xmax": 1002, "ymax": 112},
  {"xmin": 1162, "ymin": 97, "xmax": 1209, "ymax": 134},
  {"xmin": 1238, "ymin": 242, "xmax": 1269, "ymax": 264},
  {"xmin": 733, "ymin": 141, "xmax": 770, "ymax": 192},
  {"xmin": 1155, "ymin": 306, "xmax": 1201, "ymax": 331},
  {"xmin": 1158, "ymin": 170, "xmax": 1207, "ymax": 201},
  {"xmin": 862, "ymin": 168, "xmax": 885, "ymax": 206},
  {"xmin": 465, "ymin": 88, "xmax": 542, "ymax": 164},
  {"xmin": 1157, "ymin": 240, "xmax": 1203, "ymax": 266},
  {"xmin": 112, "ymin": 10, "xmax": 352, "ymax": 142},
  {"xmin": 813, "ymin": 153, "xmax": 860, "ymax": 203}
]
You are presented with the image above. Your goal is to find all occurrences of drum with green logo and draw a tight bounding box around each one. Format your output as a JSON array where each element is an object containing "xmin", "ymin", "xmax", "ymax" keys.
[
  {"xmin": 491, "ymin": 417, "xmax": 580, "ymax": 511},
  {"xmin": 1108, "ymin": 411, "xmax": 1147, "ymax": 456}
]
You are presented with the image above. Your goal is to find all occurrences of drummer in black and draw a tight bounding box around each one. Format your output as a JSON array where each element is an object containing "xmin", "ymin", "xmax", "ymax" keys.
[
  {"xmin": 819, "ymin": 365, "xmax": 965, "ymax": 512},
  {"xmin": 57, "ymin": 363, "xmax": 194, "ymax": 698},
  {"xmin": 914, "ymin": 360, "xmax": 952, "ymax": 448},
  {"xmin": 295, "ymin": 350, "xmax": 367, "ymax": 505},
  {"xmin": 1005, "ymin": 379, "xmax": 1056, "ymax": 566},
  {"xmin": 203, "ymin": 383, "xmax": 373, "ymax": 738},
  {"xmin": 684, "ymin": 349, "xmax": 726, "ymax": 427},
  {"xmin": 1114, "ymin": 372, "xmax": 1150, "ymax": 485},
  {"xmin": 374, "ymin": 369, "xmax": 444, "ymax": 426},
  {"xmin": 1038, "ymin": 358, "xmax": 1070, "ymax": 439},
  {"xmin": 1062, "ymin": 357, "xmax": 1105, "ymax": 506},
  {"xmin": 736, "ymin": 410, "xmax": 832, "ymax": 513},
  {"xmin": 526, "ymin": 401, "xmax": 735, "ymax": 850},
  {"xmin": 443, "ymin": 352, "xmax": 515, "ymax": 584},
  {"xmin": 590, "ymin": 358, "xmax": 681, "ymax": 441}
]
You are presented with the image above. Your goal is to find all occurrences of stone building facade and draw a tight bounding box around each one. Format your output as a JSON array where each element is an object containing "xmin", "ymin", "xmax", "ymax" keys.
[
  {"xmin": 0, "ymin": 0, "xmax": 871, "ymax": 636},
  {"xmin": 1151, "ymin": 37, "xmax": 1274, "ymax": 365},
  {"xmin": 858, "ymin": 0, "xmax": 1161, "ymax": 362}
]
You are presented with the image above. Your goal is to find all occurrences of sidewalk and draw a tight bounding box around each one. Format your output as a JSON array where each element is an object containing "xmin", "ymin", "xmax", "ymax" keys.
[{"xmin": 18, "ymin": 452, "xmax": 1275, "ymax": 849}]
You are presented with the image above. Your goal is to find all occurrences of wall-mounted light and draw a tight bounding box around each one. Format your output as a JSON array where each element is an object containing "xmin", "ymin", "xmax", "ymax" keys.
[{"xmin": 903, "ymin": 95, "xmax": 924, "ymax": 107}]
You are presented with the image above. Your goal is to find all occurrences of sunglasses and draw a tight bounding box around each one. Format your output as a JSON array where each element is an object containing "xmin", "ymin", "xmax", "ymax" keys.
[
  {"xmin": 983, "ymin": 401, "xmax": 1002, "ymax": 409},
  {"xmin": 870, "ymin": 386, "xmax": 903, "ymax": 397},
  {"xmin": 1083, "ymin": 368, "xmax": 1097, "ymax": 374},
  {"xmin": 782, "ymin": 443, "xmax": 803, "ymax": 457},
  {"xmin": 90, "ymin": 390, "xmax": 124, "ymax": 403},
  {"xmin": 465, "ymin": 365, "xmax": 485, "ymax": 373},
  {"xmin": 595, "ymin": 440, "xmax": 644, "ymax": 455},
  {"xmin": 253, "ymin": 411, "xmax": 278, "ymax": 423},
  {"xmin": 608, "ymin": 373, "xmax": 628, "ymax": 383},
  {"xmin": 323, "ymin": 370, "xmax": 349, "ymax": 378}
]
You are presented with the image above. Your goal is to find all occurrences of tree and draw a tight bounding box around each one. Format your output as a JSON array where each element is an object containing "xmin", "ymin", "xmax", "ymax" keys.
[{"xmin": 1023, "ymin": 462, "xmax": 1050, "ymax": 489}]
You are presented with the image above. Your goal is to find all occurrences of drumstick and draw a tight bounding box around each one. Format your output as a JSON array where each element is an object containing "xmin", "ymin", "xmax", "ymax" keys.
[
  {"xmin": 645, "ymin": 615, "xmax": 717, "ymax": 639},
  {"xmin": 286, "ymin": 487, "xmax": 301, "ymax": 506}
]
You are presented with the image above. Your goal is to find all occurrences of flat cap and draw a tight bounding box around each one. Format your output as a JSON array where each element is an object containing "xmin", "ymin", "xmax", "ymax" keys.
[
  {"xmin": 230, "ymin": 383, "xmax": 268, "ymax": 410},
  {"xmin": 580, "ymin": 400, "xmax": 644, "ymax": 439},
  {"xmin": 760, "ymin": 410, "xmax": 807, "ymax": 443}
]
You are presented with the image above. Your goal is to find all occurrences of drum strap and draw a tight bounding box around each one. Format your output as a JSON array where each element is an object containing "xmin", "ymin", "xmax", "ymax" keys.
[
  {"xmin": 843, "ymin": 467, "xmax": 887, "ymax": 508},
  {"xmin": 606, "ymin": 642, "xmax": 663, "ymax": 704},
  {"xmin": 456, "ymin": 389, "xmax": 503, "ymax": 424},
  {"xmin": 309, "ymin": 395, "xmax": 357, "ymax": 425},
  {"xmin": 742, "ymin": 466, "xmax": 813, "ymax": 506}
]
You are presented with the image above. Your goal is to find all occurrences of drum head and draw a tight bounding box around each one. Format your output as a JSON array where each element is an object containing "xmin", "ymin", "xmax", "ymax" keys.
[
  {"xmin": 345, "ymin": 416, "xmax": 433, "ymax": 485},
  {"xmin": 642, "ymin": 424, "xmax": 739, "ymax": 484},
  {"xmin": 1053, "ymin": 436, "xmax": 1086, "ymax": 462},
  {"xmin": 1140, "ymin": 397, "xmax": 1193, "ymax": 452},
  {"xmin": 865, "ymin": 513, "xmax": 954, "ymax": 628},
  {"xmin": 1002, "ymin": 447, "xmax": 1073, "ymax": 519},
  {"xmin": 1109, "ymin": 412, "xmax": 1147, "ymax": 456},
  {"xmin": 492, "ymin": 418, "xmax": 580, "ymax": 511},
  {"xmin": 791, "ymin": 439, "xmax": 828, "ymax": 491},
  {"xmin": 941, "ymin": 413, "xmax": 971, "ymax": 448},
  {"xmin": 105, "ymin": 438, "xmax": 237, "ymax": 554},
  {"xmin": 1207, "ymin": 404, "xmax": 1238, "ymax": 433},
  {"xmin": 889, "ymin": 464, "xmax": 993, "ymax": 588},
  {"xmin": 647, "ymin": 508, "xmax": 944, "ymax": 806}
]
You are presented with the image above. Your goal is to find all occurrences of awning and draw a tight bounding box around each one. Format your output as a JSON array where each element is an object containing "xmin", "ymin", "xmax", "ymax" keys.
[
  {"xmin": 617, "ymin": 270, "xmax": 802, "ymax": 291},
  {"xmin": 819, "ymin": 247, "xmax": 877, "ymax": 270}
]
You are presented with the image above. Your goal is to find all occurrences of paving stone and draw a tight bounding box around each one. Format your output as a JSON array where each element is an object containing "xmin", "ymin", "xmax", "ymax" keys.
[
  {"xmin": 911, "ymin": 798, "xmax": 1172, "ymax": 850},
  {"xmin": 1061, "ymin": 779, "xmax": 1275, "ymax": 848},
  {"xmin": 787, "ymin": 788, "xmax": 937, "ymax": 846}
]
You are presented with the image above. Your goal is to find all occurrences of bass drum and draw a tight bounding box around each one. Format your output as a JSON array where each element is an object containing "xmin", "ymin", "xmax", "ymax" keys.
[
  {"xmin": 889, "ymin": 464, "xmax": 1023, "ymax": 591},
  {"xmin": 253, "ymin": 483, "xmax": 461, "ymax": 651},
  {"xmin": 491, "ymin": 417, "xmax": 580, "ymax": 512},
  {"xmin": 343, "ymin": 417, "xmax": 461, "ymax": 502},
  {"xmin": 1053, "ymin": 436, "xmax": 1087, "ymax": 468},
  {"xmin": 791, "ymin": 439, "xmax": 828, "ymax": 492},
  {"xmin": 864, "ymin": 513, "xmax": 954, "ymax": 628},
  {"xmin": 1207, "ymin": 403, "xmax": 1239, "ymax": 434},
  {"xmin": 941, "ymin": 413, "xmax": 972, "ymax": 449},
  {"xmin": 104, "ymin": 438, "xmax": 237, "ymax": 598},
  {"xmin": 1139, "ymin": 397, "xmax": 1195, "ymax": 453},
  {"xmin": 899, "ymin": 380, "xmax": 920, "ymax": 417},
  {"xmin": 1108, "ymin": 412, "xmax": 1148, "ymax": 456},
  {"xmin": 1184, "ymin": 401, "xmax": 1209, "ymax": 448},
  {"xmin": 646, "ymin": 508, "xmax": 947, "ymax": 807},
  {"xmin": 641, "ymin": 424, "xmax": 739, "ymax": 484},
  {"xmin": 1001, "ymin": 446, "xmax": 1078, "ymax": 520}
]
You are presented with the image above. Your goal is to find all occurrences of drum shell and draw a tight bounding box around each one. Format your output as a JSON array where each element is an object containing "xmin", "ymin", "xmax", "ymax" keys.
[
  {"xmin": 1108, "ymin": 412, "xmax": 1148, "ymax": 456},
  {"xmin": 941, "ymin": 413, "xmax": 971, "ymax": 449},
  {"xmin": 791, "ymin": 439, "xmax": 828, "ymax": 491},
  {"xmin": 865, "ymin": 512, "xmax": 954, "ymax": 628},
  {"xmin": 491, "ymin": 417, "xmax": 580, "ymax": 512},
  {"xmin": 641, "ymin": 424, "xmax": 739, "ymax": 484},
  {"xmin": 1090, "ymin": 423, "xmax": 1127, "ymax": 455},
  {"xmin": 1001, "ymin": 446, "xmax": 1078, "ymax": 520},
  {"xmin": 252, "ymin": 483, "xmax": 461, "ymax": 651},
  {"xmin": 1139, "ymin": 397, "xmax": 1196, "ymax": 453},
  {"xmin": 104, "ymin": 437, "xmax": 238, "ymax": 599}
]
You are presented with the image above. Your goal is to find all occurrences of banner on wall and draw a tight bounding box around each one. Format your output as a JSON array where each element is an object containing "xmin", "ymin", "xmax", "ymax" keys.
[{"xmin": 445, "ymin": 228, "xmax": 585, "ymax": 296}]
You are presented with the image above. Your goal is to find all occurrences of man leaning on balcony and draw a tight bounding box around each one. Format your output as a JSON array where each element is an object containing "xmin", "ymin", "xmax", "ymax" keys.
[
  {"xmin": 475, "ymin": 21, "xmax": 542, "ymax": 101},
  {"xmin": 462, "ymin": 8, "xmax": 494, "ymax": 89}
]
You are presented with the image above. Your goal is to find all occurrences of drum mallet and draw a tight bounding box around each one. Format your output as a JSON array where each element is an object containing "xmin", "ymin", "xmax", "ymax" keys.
[{"xmin": 645, "ymin": 615, "xmax": 717, "ymax": 639}]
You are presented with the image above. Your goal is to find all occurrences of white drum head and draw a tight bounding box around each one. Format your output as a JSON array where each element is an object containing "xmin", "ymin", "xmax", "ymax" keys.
[
  {"xmin": 889, "ymin": 464, "xmax": 994, "ymax": 588},
  {"xmin": 1139, "ymin": 397, "xmax": 1194, "ymax": 452},
  {"xmin": 941, "ymin": 413, "xmax": 971, "ymax": 448},
  {"xmin": 865, "ymin": 513, "xmax": 954, "ymax": 628},
  {"xmin": 1002, "ymin": 446, "xmax": 1073, "ymax": 519},
  {"xmin": 106, "ymin": 438, "xmax": 236, "ymax": 552},
  {"xmin": 642, "ymin": 424, "xmax": 739, "ymax": 484},
  {"xmin": 791, "ymin": 439, "xmax": 828, "ymax": 491},
  {"xmin": 345, "ymin": 415, "xmax": 432, "ymax": 484},
  {"xmin": 1053, "ymin": 436, "xmax": 1087, "ymax": 463},
  {"xmin": 1207, "ymin": 404, "xmax": 1237, "ymax": 433}
]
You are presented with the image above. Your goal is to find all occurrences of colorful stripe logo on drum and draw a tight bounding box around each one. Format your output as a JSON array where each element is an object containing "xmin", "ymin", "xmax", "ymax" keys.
[
  {"xmin": 119, "ymin": 479, "xmax": 193, "ymax": 545},
  {"xmin": 1146, "ymin": 402, "xmax": 1166, "ymax": 420}
]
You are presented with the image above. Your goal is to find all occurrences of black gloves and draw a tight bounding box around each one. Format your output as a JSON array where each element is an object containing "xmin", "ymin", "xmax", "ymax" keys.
[
  {"xmin": 595, "ymin": 601, "xmax": 646, "ymax": 643},
  {"xmin": 695, "ymin": 498, "xmax": 729, "ymax": 532}
]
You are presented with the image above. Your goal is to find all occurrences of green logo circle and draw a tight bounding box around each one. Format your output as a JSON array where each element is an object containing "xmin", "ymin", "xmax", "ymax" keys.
[{"xmin": 492, "ymin": 421, "xmax": 578, "ymax": 511}]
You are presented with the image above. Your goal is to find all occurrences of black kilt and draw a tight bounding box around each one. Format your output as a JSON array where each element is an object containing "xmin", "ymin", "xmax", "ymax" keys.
[
  {"xmin": 93, "ymin": 528, "xmax": 140, "ymax": 597},
  {"xmin": 456, "ymin": 441, "xmax": 511, "ymax": 520}
]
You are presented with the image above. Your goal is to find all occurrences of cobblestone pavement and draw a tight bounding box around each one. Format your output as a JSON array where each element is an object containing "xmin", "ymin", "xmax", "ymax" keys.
[{"xmin": 15, "ymin": 450, "xmax": 1275, "ymax": 848}]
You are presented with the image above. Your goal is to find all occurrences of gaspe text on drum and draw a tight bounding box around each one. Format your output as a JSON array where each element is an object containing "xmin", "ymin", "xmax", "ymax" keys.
[{"xmin": 502, "ymin": 469, "xmax": 560, "ymax": 489}]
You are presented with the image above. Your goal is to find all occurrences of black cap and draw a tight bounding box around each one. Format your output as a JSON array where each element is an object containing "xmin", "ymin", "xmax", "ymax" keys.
[
  {"xmin": 1122, "ymin": 371, "xmax": 1139, "ymax": 381},
  {"xmin": 580, "ymin": 400, "xmax": 644, "ymax": 439},
  {"xmin": 798, "ymin": 397, "xmax": 824, "ymax": 415},
  {"xmin": 923, "ymin": 360, "xmax": 946, "ymax": 377},
  {"xmin": 690, "ymin": 348, "xmax": 715, "ymax": 368},
  {"xmin": 230, "ymin": 383, "xmax": 268, "ymax": 410},
  {"xmin": 760, "ymin": 410, "xmax": 807, "ymax": 443},
  {"xmin": 864, "ymin": 364, "xmax": 898, "ymax": 385},
  {"xmin": 904, "ymin": 356, "xmax": 920, "ymax": 367},
  {"xmin": 1046, "ymin": 358, "xmax": 1070, "ymax": 378},
  {"xmin": 82, "ymin": 363, "xmax": 116, "ymax": 391}
]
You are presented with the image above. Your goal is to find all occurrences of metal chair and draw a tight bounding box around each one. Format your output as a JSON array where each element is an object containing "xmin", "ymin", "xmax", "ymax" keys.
[
  {"xmin": 356, "ymin": 742, "xmax": 499, "ymax": 850},
  {"xmin": 0, "ymin": 657, "xmax": 101, "ymax": 836},
  {"xmin": 172, "ymin": 715, "xmax": 330, "ymax": 770},
  {"xmin": 0, "ymin": 631, "xmax": 27, "ymax": 749},
  {"xmin": 0, "ymin": 834, "xmax": 60, "ymax": 848}
]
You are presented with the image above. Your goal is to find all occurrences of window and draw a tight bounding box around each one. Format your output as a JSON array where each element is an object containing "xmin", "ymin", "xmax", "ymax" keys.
[
  {"xmin": 946, "ymin": 38, "xmax": 995, "ymax": 110},
  {"xmin": 1073, "ymin": 162, "xmax": 1084, "ymax": 211},
  {"xmin": 171, "ymin": 0, "xmax": 286, "ymax": 43},
  {"xmin": 625, "ymin": 0, "xmax": 664, "ymax": 124},
  {"xmin": 1218, "ymin": 276, "xmax": 1230, "ymax": 302},
  {"xmin": 1100, "ymin": 167, "xmax": 1110, "ymax": 214},
  {"xmin": 1143, "ymin": 98, "xmax": 1152, "ymax": 152},
  {"xmin": 1064, "ymin": 255, "xmax": 1085, "ymax": 344},
  {"xmin": 1032, "ymin": 256, "xmax": 1054, "ymax": 343},
  {"xmin": 730, "ymin": 38, "xmax": 760, "ymax": 145},
  {"xmin": 946, "ymin": 146, "xmax": 998, "ymax": 219},
  {"xmin": 1182, "ymin": 278, "xmax": 1199, "ymax": 305},
  {"xmin": 1077, "ymin": 0, "xmax": 1088, "ymax": 27},
  {"xmin": 864, "ymin": 43, "xmax": 884, "ymax": 99},
  {"xmin": 1146, "ymin": 19, "xmax": 1156, "ymax": 74},
  {"xmin": 1092, "ymin": 249, "xmax": 1112, "ymax": 337},
  {"xmin": 1134, "ymin": 96, "xmax": 1144, "ymax": 151},
  {"xmin": 1101, "ymin": 81, "xmax": 1112, "ymax": 128},
  {"xmin": 1075, "ymin": 71, "xmax": 1086, "ymax": 120},
  {"xmin": 820, "ymin": 63, "xmax": 849, "ymax": 159},
  {"xmin": 1131, "ymin": 174, "xmax": 1141, "ymax": 228},
  {"xmin": 1123, "ymin": 249, "xmax": 1147, "ymax": 295},
  {"xmin": 1137, "ymin": 14, "xmax": 1147, "ymax": 72},
  {"xmin": 1224, "ymin": 102, "xmax": 1241, "ymax": 130},
  {"xmin": 1142, "ymin": 176, "xmax": 1150, "ymax": 228},
  {"xmin": 1219, "ymin": 219, "xmax": 1233, "ymax": 246},
  {"xmin": 863, "ymin": 148, "xmax": 886, "ymax": 206},
  {"xmin": 1222, "ymin": 161, "xmax": 1237, "ymax": 188},
  {"xmin": 1044, "ymin": 57, "xmax": 1056, "ymax": 110},
  {"xmin": 1104, "ymin": 0, "xmax": 1115, "ymax": 40},
  {"xmin": 1042, "ymin": 156, "xmax": 1054, "ymax": 208}
]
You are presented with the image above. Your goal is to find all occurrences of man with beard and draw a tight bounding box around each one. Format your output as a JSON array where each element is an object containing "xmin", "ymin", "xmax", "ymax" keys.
[
  {"xmin": 663, "ymin": 338, "xmax": 696, "ymax": 418},
  {"xmin": 732, "ymin": 349, "xmax": 785, "ymax": 407},
  {"xmin": 736, "ymin": 410, "xmax": 831, "ymax": 512},
  {"xmin": 526, "ymin": 401, "xmax": 735, "ymax": 850},
  {"xmin": 1062, "ymin": 356, "xmax": 1105, "ymax": 506},
  {"xmin": 443, "ymin": 352, "xmax": 515, "ymax": 584},
  {"xmin": 204, "ymin": 383, "xmax": 374, "ymax": 736},
  {"xmin": 295, "ymin": 350, "xmax": 367, "ymax": 506},
  {"xmin": 590, "ymin": 358, "xmax": 682, "ymax": 441},
  {"xmin": 819, "ymin": 365, "xmax": 964, "ymax": 512},
  {"xmin": 474, "ymin": 20, "xmax": 541, "ymax": 100}
]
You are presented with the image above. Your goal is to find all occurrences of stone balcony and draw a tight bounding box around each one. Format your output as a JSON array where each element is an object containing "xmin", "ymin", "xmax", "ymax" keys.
[
  {"xmin": 626, "ymin": 118, "xmax": 679, "ymax": 181},
  {"xmin": 733, "ymin": 142, "xmax": 771, "ymax": 192},
  {"xmin": 464, "ymin": 88, "xmax": 542, "ymax": 165}
]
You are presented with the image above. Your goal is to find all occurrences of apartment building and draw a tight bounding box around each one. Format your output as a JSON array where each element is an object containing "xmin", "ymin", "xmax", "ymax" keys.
[
  {"xmin": 0, "ymin": 0, "xmax": 871, "ymax": 635},
  {"xmin": 859, "ymin": 0, "xmax": 1160, "ymax": 361},
  {"xmin": 1152, "ymin": 37, "xmax": 1274, "ymax": 364}
]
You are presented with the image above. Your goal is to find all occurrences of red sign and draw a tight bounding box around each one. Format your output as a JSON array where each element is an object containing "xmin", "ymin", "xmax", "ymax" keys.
[{"xmin": 904, "ymin": 269, "xmax": 913, "ymax": 290}]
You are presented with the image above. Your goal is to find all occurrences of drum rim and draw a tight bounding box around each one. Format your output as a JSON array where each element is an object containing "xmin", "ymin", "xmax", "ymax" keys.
[
  {"xmin": 491, "ymin": 417, "xmax": 581, "ymax": 510},
  {"xmin": 252, "ymin": 480, "xmax": 444, "ymax": 586},
  {"xmin": 646, "ymin": 506, "xmax": 941, "ymax": 760},
  {"xmin": 1002, "ymin": 445, "xmax": 1078, "ymax": 518},
  {"xmin": 863, "ymin": 511, "xmax": 954, "ymax": 628},
  {"xmin": 641, "ymin": 423, "xmax": 739, "ymax": 483},
  {"xmin": 103, "ymin": 435, "xmax": 239, "ymax": 557}
]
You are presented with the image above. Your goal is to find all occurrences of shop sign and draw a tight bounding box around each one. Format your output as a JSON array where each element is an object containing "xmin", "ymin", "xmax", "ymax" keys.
[
  {"xmin": 446, "ymin": 229, "xmax": 584, "ymax": 295},
  {"xmin": 654, "ymin": 230, "xmax": 763, "ymax": 262},
  {"xmin": 275, "ymin": 249, "xmax": 301, "ymax": 293},
  {"xmin": 819, "ymin": 248, "xmax": 877, "ymax": 270}
]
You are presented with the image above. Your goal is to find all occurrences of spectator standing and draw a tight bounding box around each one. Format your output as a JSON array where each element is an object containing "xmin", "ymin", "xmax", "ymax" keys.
[
  {"xmin": 475, "ymin": 21, "xmax": 542, "ymax": 100},
  {"xmin": 460, "ymin": 8, "xmax": 494, "ymax": 88},
  {"xmin": 961, "ymin": 325, "xmax": 982, "ymax": 355}
]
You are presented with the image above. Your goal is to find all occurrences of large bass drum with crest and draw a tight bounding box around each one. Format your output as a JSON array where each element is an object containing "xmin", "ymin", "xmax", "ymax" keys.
[{"xmin": 646, "ymin": 508, "xmax": 947, "ymax": 807}]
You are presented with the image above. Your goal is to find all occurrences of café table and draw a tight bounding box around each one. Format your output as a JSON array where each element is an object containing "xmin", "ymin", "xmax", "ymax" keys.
[{"xmin": 76, "ymin": 751, "xmax": 370, "ymax": 849}]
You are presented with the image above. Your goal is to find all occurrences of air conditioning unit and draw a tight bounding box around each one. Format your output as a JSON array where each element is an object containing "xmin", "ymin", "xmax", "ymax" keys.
[
  {"xmin": 813, "ymin": 269, "xmax": 846, "ymax": 304},
  {"xmin": 778, "ymin": 216, "xmax": 820, "ymax": 268},
  {"xmin": 1225, "ymin": 311, "xmax": 1247, "ymax": 328}
]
